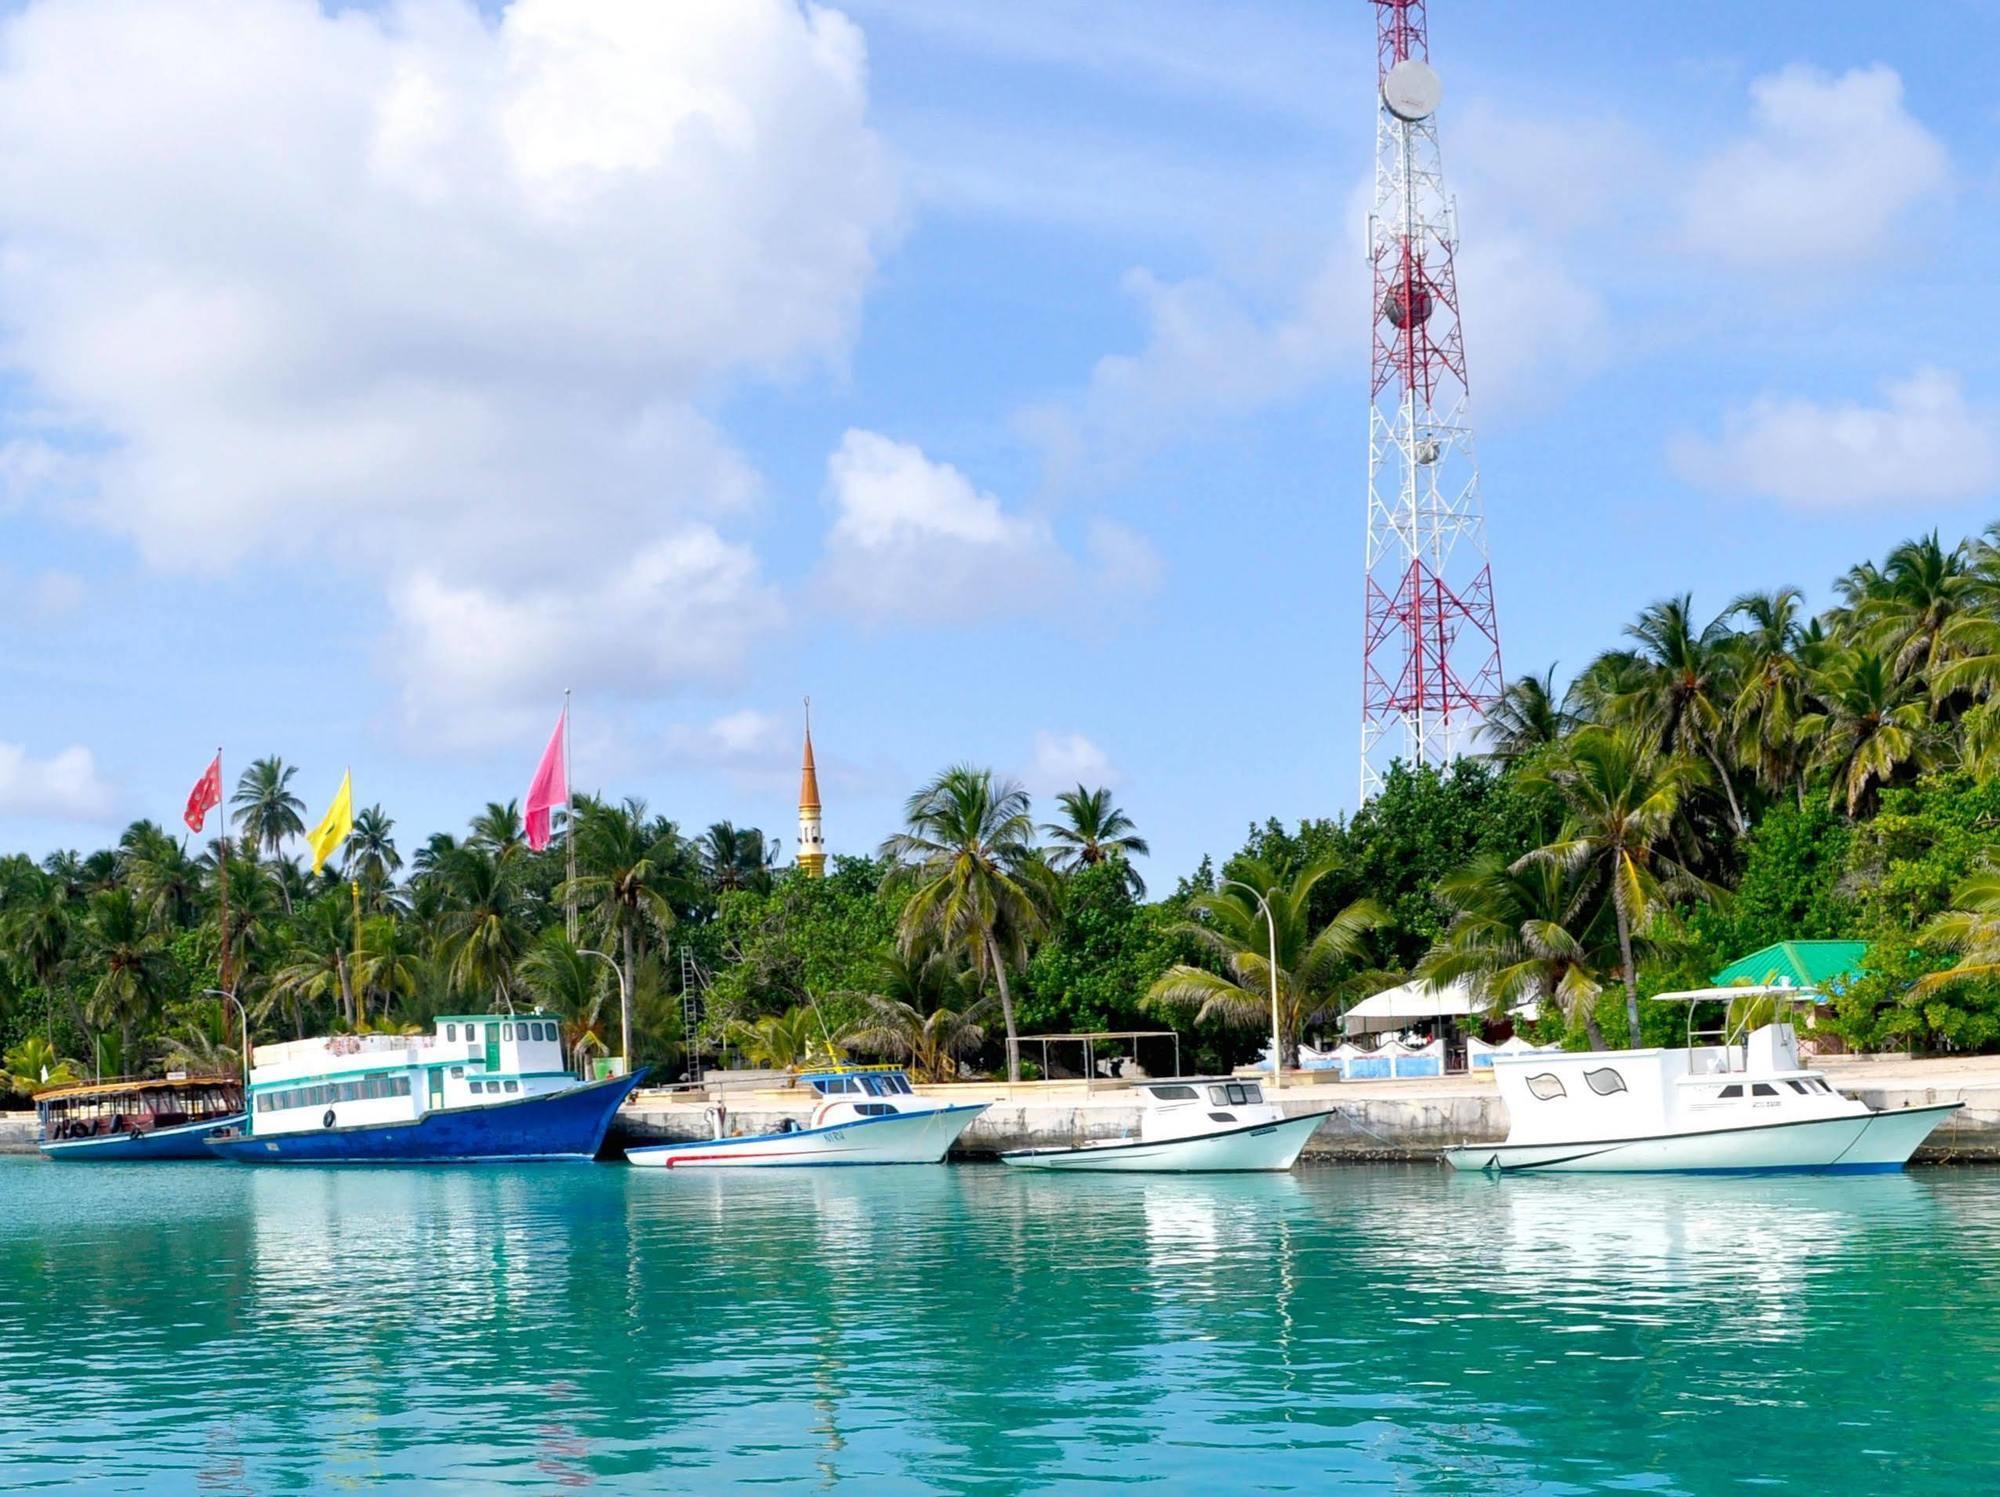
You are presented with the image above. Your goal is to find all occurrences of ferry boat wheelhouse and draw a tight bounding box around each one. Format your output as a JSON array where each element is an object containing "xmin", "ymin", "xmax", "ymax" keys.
[
  {"xmin": 1444, "ymin": 987, "xmax": 1963, "ymax": 1175},
  {"xmin": 204, "ymin": 1012, "xmax": 644, "ymax": 1164},
  {"xmin": 36, "ymin": 1075, "xmax": 245, "ymax": 1161},
  {"xmin": 626, "ymin": 1066, "xmax": 989, "ymax": 1168}
]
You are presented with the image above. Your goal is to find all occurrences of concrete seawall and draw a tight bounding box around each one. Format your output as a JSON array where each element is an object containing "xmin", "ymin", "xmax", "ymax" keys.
[
  {"xmin": 1, "ymin": 1113, "xmax": 38, "ymax": 1155},
  {"xmin": 616, "ymin": 1057, "xmax": 2000, "ymax": 1165}
]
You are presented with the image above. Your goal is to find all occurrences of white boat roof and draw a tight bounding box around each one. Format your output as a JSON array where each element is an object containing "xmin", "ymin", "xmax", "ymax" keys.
[
  {"xmin": 1649, "ymin": 985, "xmax": 1827, "ymax": 1004},
  {"xmin": 1341, "ymin": 977, "xmax": 1539, "ymax": 1034}
]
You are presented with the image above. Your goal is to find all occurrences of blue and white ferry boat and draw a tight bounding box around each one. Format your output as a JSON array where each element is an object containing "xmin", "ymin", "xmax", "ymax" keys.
[
  {"xmin": 205, "ymin": 1013, "xmax": 644, "ymax": 1163},
  {"xmin": 36, "ymin": 1075, "xmax": 246, "ymax": 1161}
]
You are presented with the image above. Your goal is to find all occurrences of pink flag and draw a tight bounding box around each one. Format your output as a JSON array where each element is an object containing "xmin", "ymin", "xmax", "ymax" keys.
[{"xmin": 524, "ymin": 705, "xmax": 567, "ymax": 853}]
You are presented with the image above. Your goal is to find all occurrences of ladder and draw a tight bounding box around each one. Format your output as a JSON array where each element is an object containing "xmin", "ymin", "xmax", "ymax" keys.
[{"xmin": 679, "ymin": 946, "xmax": 711, "ymax": 1083}]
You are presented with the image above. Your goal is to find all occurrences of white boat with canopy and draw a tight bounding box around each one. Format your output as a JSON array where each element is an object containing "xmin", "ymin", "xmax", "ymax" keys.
[
  {"xmin": 1000, "ymin": 1078, "xmax": 1334, "ymax": 1173},
  {"xmin": 625, "ymin": 1066, "xmax": 988, "ymax": 1168},
  {"xmin": 1443, "ymin": 986, "xmax": 1962, "ymax": 1175}
]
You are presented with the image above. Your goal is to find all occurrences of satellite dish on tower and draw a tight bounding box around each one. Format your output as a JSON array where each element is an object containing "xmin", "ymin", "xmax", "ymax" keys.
[{"xmin": 1382, "ymin": 59, "xmax": 1442, "ymax": 122}]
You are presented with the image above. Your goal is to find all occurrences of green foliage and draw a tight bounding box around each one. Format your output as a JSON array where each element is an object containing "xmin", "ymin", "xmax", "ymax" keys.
[
  {"xmin": 707, "ymin": 858, "xmax": 899, "ymax": 1026},
  {"xmin": 1019, "ymin": 863, "xmax": 1187, "ymax": 1035}
]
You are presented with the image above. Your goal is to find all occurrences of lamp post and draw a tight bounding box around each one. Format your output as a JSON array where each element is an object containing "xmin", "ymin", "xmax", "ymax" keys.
[
  {"xmin": 577, "ymin": 948, "xmax": 630, "ymax": 1078},
  {"xmin": 202, "ymin": 987, "xmax": 251, "ymax": 1094},
  {"xmin": 1221, "ymin": 879, "xmax": 1284, "ymax": 1093}
]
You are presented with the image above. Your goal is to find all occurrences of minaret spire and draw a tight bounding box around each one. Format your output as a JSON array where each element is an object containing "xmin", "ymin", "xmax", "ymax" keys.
[{"xmin": 796, "ymin": 697, "xmax": 826, "ymax": 878}]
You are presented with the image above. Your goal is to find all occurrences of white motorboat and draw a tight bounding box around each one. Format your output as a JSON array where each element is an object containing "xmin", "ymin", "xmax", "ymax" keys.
[
  {"xmin": 625, "ymin": 1066, "xmax": 989, "ymax": 1168},
  {"xmin": 1000, "ymin": 1078, "xmax": 1334, "ymax": 1173},
  {"xmin": 1444, "ymin": 986, "xmax": 1963, "ymax": 1175}
]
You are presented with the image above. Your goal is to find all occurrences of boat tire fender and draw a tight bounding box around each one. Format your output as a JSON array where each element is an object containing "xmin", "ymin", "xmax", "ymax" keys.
[{"xmin": 323, "ymin": 1109, "xmax": 336, "ymax": 1129}]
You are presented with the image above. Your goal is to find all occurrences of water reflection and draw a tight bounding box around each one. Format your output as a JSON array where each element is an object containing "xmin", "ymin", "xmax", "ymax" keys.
[{"xmin": 5, "ymin": 1159, "xmax": 2000, "ymax": 1492}]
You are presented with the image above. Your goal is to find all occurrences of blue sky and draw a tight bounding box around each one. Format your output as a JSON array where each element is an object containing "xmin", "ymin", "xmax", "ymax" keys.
[{"xmin": 1, "ymin": 0, "xmax": 1997, "ymax": 885}]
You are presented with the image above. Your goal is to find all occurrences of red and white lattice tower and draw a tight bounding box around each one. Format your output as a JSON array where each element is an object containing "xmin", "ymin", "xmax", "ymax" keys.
[{"xmin": 1360, "ymin": 0, "xmax": 1502, "ymax": 801}]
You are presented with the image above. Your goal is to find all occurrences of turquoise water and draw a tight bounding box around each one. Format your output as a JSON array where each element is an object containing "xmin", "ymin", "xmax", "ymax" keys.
[{"xmin": 1, "ymin": 1158, "xmax": 1995, "ymax": 1494}]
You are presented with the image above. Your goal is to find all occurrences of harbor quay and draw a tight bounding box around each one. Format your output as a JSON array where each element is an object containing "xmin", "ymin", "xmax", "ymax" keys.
[{"xmin": 610, "ymin": 1054, "xmax": 2000, "ymax": 1165}]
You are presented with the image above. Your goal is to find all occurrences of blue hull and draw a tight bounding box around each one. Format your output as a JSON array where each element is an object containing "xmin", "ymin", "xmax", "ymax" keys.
[
  {"xmin": 205, "ymin": 1072, "xmax": 646, "ymax": 1164},
  {"xmin": 40, "ymin": 1113, "xmax": 247, "ymax": 1162}
]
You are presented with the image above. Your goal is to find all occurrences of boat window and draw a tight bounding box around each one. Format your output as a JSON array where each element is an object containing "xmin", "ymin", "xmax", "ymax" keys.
[
  {"xmin": 1238, "ymin": 1083, "xmax": 1264, "ymax": 1104},
  {"xmin": 855, "ymin": 1102, "xmax": 894, "ymax": 1117},
  {"xmin": 1208, "ymin": 1111, "xmax": 1236, "ymax": 1123},
  {"xmin": 467, "ymin": 1024, "xmax": 480, "ymax": 1043},
  {"xmin": 1584, "ymin": 1068, "xmax": 1628, "ymax": 1097},
  {"xmin": 1151, "ymin": 1086, "xmax": 1199, "ymax": 1100},
  {"xmin": 502, "ymin": 1023, "xmax": 513, "ymax": 1041},
  {"xmin": 1207, "ymin": 1086, "xmax": 1228, "ymax": 1105},
  {"xmin": 1225, "ymin": 1084, "xmax": 1252, "ymax": 1106},
  {"xmin": 1789, "ymin": 1080, "xmax": 1811, "ymax": 1094},
  {"xmin": 1525, "ymin": 1073, "xmax": 1566, "ymax": 1101},
  {"xmin": 1717, "ymin": 1085, "xmax": 1742, "ymax": 1099},
  {"xmin": 504, "ymin": 1081, "xmax": 519, "ymax": 1094},
  {"xmin": 451, "ymin": 1066, "xmax": 463, "ymax": 1078},
  {"xmin": 394, "ymin": 1076, "xmax": 410, "ymax": 1097},
  {"xmin": 889, "ymin": 1075, "xmax": 912, "ymax": 1095},
  {"xmin": 1751, "ymin": 1083, "xmax": 1778, "ymax": 1097},
  {"xmin": 446, "ymin": 1023, "xmax": 457, "ymax": 1042}
]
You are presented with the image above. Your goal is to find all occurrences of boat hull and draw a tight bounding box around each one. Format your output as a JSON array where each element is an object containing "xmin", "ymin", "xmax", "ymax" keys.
[
  {"xmin": 1443, "ymin": 1101, "xmax": 1964, "ymax": 1175},
  {"xmin": 625, "ymin": 1102, "xmax": 989, "ymax": 1168},
  {"xmin": 999, "ymin": 1107, "xmax": 1334, "ymax": 1173},
  {"xmin": 206, "ymin": 1072, "xmax": 645, "ymax": 1164},
  {"xmin": 39, "ymin": 1112, "xmax": 247, "ymax": 1162}
]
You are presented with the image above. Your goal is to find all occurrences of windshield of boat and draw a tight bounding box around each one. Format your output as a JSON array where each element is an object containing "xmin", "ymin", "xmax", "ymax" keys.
[{"xmin": 1206, "ymin": 1083, "xmax": 1263, "ymax": 1106}]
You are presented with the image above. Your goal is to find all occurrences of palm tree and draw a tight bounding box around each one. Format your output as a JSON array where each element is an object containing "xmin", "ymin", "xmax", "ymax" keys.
[
  {"xmin": 468, "ymin": 800, "xmax": 526, "ymax": 862},
  {"xmin": 1725, "ymin": 587, "xmax": 1810, "ymax": 800},
  {"xmin": 78, "ymin": 888, "xmax": 177, "ymax": 1068},
  {"xmin": 160, "ymin": 998, "xmax": 242, "ymax": 1077},
  {"xmin": 1610, "ymin": 595, "xmax": 1748, "ymax": 833},
  {"xmin": 516, "ymin": 929, "xmax": 612, "ymax": 1065},
  {"xmin": 1146, "ymin": 857, "xmax": 1386, "ymax": 1069},
  {"xmin": 433, "ymin": 847, "xmax": 534, "ymax": 1012},
  {"xmin": 699, "ymin": 822, "xmax": 779, "ymax": 894},
  {"xmin": 1797, "ymin": 648, "xmax": 1932, "ymax": 815},
  {"xmin": 232, "ymin": 757, "xmax": 306, "ymax": 911},
  {"xmin": 727, "ymin": 1005, "xmax": 845, "ymax": 1070},
  {"xmin": 1480, "ymin": 666, "xmax": 1579, "ymax": 763},
  {"xmin": 561, "ymin": 799, "xmax": 686, "ymax": 1019},
  {"xmin": 1912, "ymin": 872, "xmax": 2000, "ymax": 997},
  {"xmin": 1862, "ymin": 531, "xmax": 1977, "ymax": 686},
  {"xmin": 3, "ymin": 1035, "xmax": 82, "ymax": 1094},
  {"xmin": 840, "ymin": 949, "xmax": 991, "ymax": 1082},
  {"xmin": 881, "ymin": 766, "xmax": 1051, "ymax": 1083},
  {"xmin": 1419, "ymin": 852, "xmax": 1617, "ymax": 1048},
  {"xmin": 353, "ymin": 916, "xmax": 427, "ymax": 1026},
  {"xmin": 1042, "ymin": 786, "xmax": 1149, "ymax": 896},
  {"xmin": 344, "ymin": 805, "xmax": 402, "ymax": 902},
  {"xmin": 269, "ymin": 895, "xmax": 358, "ymax": 1030},
  {"xmin": 1521, "ymin": 728, "xmax": 1709, "ymax": 1042},
  {"xmin": 118, "ymin": 821, "xmax": 202, "ymax": 932}
]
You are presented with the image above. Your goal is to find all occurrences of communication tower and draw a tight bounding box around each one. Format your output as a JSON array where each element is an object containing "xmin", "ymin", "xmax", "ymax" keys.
[{"xmin": 1360, "ymin": 0, "xmax": 1503, "ymax": 800}]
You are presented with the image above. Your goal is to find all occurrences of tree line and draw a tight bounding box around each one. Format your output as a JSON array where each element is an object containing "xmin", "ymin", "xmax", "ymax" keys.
[{"xmin": 6, "ymin": 523, "xmax": 2000, "ymax": 1097}]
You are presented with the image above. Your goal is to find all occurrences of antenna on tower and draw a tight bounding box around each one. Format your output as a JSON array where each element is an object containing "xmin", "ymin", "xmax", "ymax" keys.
[{"xmin": 1360, "ymin": 0, "xmax": 1503, "ymax": 801}]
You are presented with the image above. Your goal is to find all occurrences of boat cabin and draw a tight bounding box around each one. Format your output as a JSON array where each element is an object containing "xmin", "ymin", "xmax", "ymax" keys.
[
  {"xmin": 36, "ymin": 1075, "xmax": 243, "ymax": 1144},
  {"xmin": 242, "ymin": 1013, "xmax": 575, "ymax": 1137},
  {"xmin": 799, "ymin": 1067, "xmax": 928, "ymax": 1127},
  {"xmin": 1487, "ymin": 993, "xmax": 1866, "ymax": 1148},
  {"xmin": 1132, "ymin": 1078, "xmax": 1282, "ymax": 1142}
]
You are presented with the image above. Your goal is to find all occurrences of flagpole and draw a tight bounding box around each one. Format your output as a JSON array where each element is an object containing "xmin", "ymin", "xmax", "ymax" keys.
[
  {"xmin": 214, "ymin": 746, "xmax": 239, "ymax": 1063},
  {"xmin": 563, "ymin": 687, "xmax": 577, "ymax": 945}
]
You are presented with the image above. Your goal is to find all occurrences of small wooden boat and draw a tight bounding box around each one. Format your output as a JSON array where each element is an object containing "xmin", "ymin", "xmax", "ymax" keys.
[
  {"xmin": 36, "ymin": 1075, "xmax": 246, "ymax": 1161},
  {"xmin": 625, "ymin": 1067, "xmax": 989, "ymax": 1168},
  {"xmin": 1000, "ymin": 1078, "xmax": 1334, "ymax": 1173},
  {"xmin": 1444, "ymin": 987, "xmax": 1964, "ymax": 1175}
]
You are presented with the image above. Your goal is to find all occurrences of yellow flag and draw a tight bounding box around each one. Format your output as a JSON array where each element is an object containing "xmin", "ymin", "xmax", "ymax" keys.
[{"xmin": 306, "ymin": 770, "xmax": 354, "ymax": 875}]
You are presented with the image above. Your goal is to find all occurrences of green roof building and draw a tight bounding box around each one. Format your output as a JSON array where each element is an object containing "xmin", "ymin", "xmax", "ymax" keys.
[{"xmin": 1710, "ymin": 940, "xmax": 1870, "ymax": 995}]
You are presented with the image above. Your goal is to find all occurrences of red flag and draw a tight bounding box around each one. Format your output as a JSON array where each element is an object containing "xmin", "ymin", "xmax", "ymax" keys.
[
  {"xmin": 184, "ymin": 753, "xmax": 222, "ymax": 834},
  {"xmin": 524, "ymin": 706, "xmax": 568, "ymax": 853}
]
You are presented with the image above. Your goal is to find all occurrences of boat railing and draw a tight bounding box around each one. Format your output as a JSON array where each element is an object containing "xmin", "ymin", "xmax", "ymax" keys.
[{"xmin": 1652, "ymin": 984, "xmax": 1822, "ymax": 1075}]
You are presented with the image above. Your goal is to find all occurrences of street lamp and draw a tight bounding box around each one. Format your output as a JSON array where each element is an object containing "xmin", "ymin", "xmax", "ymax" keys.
[
  {"xmin": 1221, "ymin": 879, "xmax": 1284, "ymax": 1093},
  {"xmin": 577, "ymin": 949, "xmax": 630, "ymax": 1078},
  {"xmin": 202, "ymin": 987, "xmax": 251, "ymax": 1093}
]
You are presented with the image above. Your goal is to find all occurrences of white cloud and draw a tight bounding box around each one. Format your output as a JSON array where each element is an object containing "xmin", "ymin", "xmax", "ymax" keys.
[
  {"xmin": 1670, "ymin": 368, "xmax": 1999, "ymax": 509},
  {"xmin": 0, "ymin": 567, "xmax": 85, "ymax": 624},
  {"xmin": 1027, "ymin": 730, "xmax": 1118, "ymax": 794},
  {"xmin": 818, "ymin": 428, "xmax": 1149, "ymax": 623},
  {"xmin": 0, "ymin": 742, "xmax": 115, "ymax": 821},
  {"xmin": 0, "ymin": 0, "xmax": 897, "ymax": 738},
  {"xmin": 1681, "ymin": 65, "xmax": 1947, "ymax": 269}
]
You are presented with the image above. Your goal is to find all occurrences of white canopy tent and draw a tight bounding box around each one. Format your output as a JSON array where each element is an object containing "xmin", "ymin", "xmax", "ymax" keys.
[{"xmin": 1340, "ymin": 977, "xmax": 1538, "ymax": 1036}]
